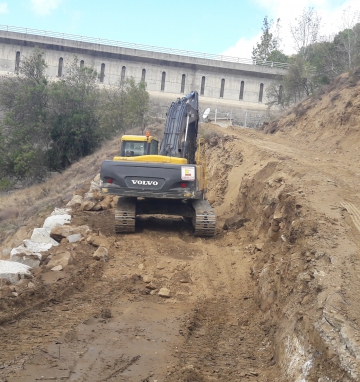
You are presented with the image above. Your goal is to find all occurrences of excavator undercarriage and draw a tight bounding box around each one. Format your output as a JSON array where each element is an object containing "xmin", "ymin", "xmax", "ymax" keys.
[{"xmin": 114, "ymin": 197, "xmax": 216, "ymax": 237}]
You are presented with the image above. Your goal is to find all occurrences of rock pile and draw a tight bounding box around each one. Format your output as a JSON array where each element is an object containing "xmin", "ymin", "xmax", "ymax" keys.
[{"xmin": 0, "ymin": 174, "xmax": 115, "ymax": 286}]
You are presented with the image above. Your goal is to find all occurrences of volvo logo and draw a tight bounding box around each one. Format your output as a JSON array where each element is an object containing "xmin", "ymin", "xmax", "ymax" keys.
[{"xmin": 131, "ymin": 180, "xmax": 158, "ymax": 186}]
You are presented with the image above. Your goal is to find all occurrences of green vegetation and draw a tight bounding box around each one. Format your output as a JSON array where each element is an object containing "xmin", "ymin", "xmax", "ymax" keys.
[
  {"xmin": 0, "ymin": 49, "xmax": 150, "ymax": 189},
  {"xmin": 253, "ymin": 8, "xmax": 360, "ymax": 108},
  {"xmin": 252, "ymin": 16, "xmax": 287, "ymax": 64}
]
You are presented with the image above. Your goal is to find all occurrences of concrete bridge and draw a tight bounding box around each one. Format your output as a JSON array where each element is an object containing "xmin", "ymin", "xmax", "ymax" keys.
[{"xmin": 0, "ymin": 25, "xmax": 287, "ymax": 113}]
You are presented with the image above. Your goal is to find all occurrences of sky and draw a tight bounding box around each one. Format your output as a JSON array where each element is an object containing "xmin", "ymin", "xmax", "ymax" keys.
[{"xmin": 0, "ymin": 0, "xmax": 359, "ymax": 60}]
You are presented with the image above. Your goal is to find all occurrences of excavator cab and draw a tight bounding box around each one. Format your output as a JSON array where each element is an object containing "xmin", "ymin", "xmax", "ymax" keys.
[{"xmin": 120, "ymin": 135, "xmax": 159, "ymax": 157}]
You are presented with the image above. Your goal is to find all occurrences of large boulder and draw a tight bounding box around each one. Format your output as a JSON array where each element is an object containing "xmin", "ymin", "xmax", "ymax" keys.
[
  {"xmin": 30, "ymin": 228, "xmax": 59, "ymax": 247},
  {"xmin": 46, "ymin": 251, "xmax": 74, "ymax": 269},
  {"xmin": 66, "ymin": 195, "xmax": 83, "ymax": 207},
  {"xmin": 10, "ymin": 246, "xmax": 42, "ymax": 268},
  {"xmin": 50, "ymin": 225, "xmax": 91, "ymax": 242},
  {"xmin": 81, "ymin": 200, "xmax": 102, "ymax": 211},
  {"xmin": 93, "ymin": 246, "xmax": 108, "ymax": 261},
  {"xmin": 43, "ymin": 214, "xmax": 71, "ymax": 233},
  {"xmin": 0, "ymin": 260, "xmax": 32, "ymax": 284}
]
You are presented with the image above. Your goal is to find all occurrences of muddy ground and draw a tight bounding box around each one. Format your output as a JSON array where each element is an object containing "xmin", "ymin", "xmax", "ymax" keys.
[{"xmin": 1, "ymin": 72, "xmax": 360, "ymax": 381}]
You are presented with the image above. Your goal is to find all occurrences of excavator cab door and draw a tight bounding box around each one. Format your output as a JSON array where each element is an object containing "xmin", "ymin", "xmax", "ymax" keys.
[{"xmin": 149, "ymin": 140, "xmax": 159, "ymax": 155}]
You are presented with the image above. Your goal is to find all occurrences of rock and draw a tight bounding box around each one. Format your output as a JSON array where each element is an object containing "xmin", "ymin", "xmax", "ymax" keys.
[
  {"xmin": 223, "ymin": 215, "xmax": 248, "ymax": 230},
  {"xmin": 0, "ymin": 283, "xmax": 12, "ymax": 297},
  {"xmin": 27, "ymin": 281, "xmax": 35, "ymax": 289},
  {"xmin": 100, "ymin": 196, "xmax": 112, "ymax": 210},
  {"xmin": 67, "ymin": 234, "xmax": 82, "ymax": 243},
  {"xmin": 87, "ymin": 234, "xmax": 109, "ymax": 248},
  {"xmin": 138, "ymin": 263, "xmax": 145, "ymax": 270},
  {"xmin": 158, "ymin": 287, "xmax": 171, "ymax": 298},
  {"xmin": 93, "ymin": 246, "xmax": 108, "ymax": 261},
  {"xmin": 51, "ymin": 265, "xmax": 63, "ymax": 271},
  {"xmin": 273, "ymin": 205, "xmax": 284, "ymax": 220},
  {"xmin": 10, "ymin": 246, "xmax": 42, "ymax": 267},
  {"xmin": 66, "ymin": 195, "xmax": 83, "ymax": 207},
  {"xmin": 23, "ymin": 240, "xmax": 53, "ymax": 252},
  {"xmin": 30, "ymin": 228, "xmax": 59, "ymax": 247},
  {"xmin": 43, "ymin": 214, "xmax": 71, "ymax": 233},
  {"xmin": 142, "ymin": 275, "xmax": 151, "ymax": 283},
  {"xmin": 51, "ymin": 207, "xmax": 72, "ymax": 216},
  {"xmin": 255, "ymin": 242, "xmax": 264, "ymax": 251},
  {"xmin": 47, "ymin": 251, "xmax": 73, "ymax": 269},
  {"xmin": 50, "ymin": 225, "xmax": 90, "ymax": 242},
  {"xmin": 12, "ymin": 292, "xmax": 18, "ymax": 297},
  {"xmin": 100, "ymin": 308, "xmax": 112, "ymax": 319},
  {"xmin": 301, "ymin": 295, "xmax": 312, "ymax": 305},
  {"xmin": 146, "ymin": 283, "xmax": 156, "ymax": 290},
  {"xmin": 0, "ymin": 260, "xmax": 32, "ymax": 284},
  {"xmin": 93, "ymin": 173, "xmax": 100, "ymax": 182},
  {"xmin": 90, "ymin": 179, "xmax": 101, "ymax": 191},
  {"xmin": 81, "ymin": 200, "xmax": 102, "ymax": 211},
  {"xmin": 156, "ymin": 262, "xmax": 167, "ymax": 270}
]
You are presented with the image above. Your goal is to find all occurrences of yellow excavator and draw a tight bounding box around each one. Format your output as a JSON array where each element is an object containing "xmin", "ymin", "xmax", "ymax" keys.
[{"xmin": 99, "ymin": 91, "xmax": 215, "ymax": 236}]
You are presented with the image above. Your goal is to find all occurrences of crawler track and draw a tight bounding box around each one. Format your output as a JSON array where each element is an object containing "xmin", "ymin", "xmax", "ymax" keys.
[
  {"xmin": 115, "ymin": 196, "xmax": 136, "ymax": 233},
  {"xmin": 192, "ymin": 199, "xmax": 216, "ymax": 237}
]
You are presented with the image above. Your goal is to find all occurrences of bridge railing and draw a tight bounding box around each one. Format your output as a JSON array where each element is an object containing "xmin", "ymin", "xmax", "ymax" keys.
[{"xmin": 0, "ymin": 24, "xmax": 289, "ymax": 70}]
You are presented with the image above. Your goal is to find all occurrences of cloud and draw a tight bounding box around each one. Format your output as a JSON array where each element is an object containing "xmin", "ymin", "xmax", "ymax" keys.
[
  {"xmin": 222, "ymin": 0, "xmax": 360, "ymax": 59},
  {"xmin": 222, "ymin": 34, "xmax": 261, "ymax": 61},
  {"xmin": 30, "ymin": 0, "xmax": 63, "ymax": 16},
  {"xmin": 0, "ymin": 2, "xmax": 8, "ymax": 14}
]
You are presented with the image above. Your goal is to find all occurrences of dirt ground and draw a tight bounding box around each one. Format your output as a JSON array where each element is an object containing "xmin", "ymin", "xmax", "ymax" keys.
[{"xmin": 1, "ymin": 71, "xmax": 360, "ymax": 381}]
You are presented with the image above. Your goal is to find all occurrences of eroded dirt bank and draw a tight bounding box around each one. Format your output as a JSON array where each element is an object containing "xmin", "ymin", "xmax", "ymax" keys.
[{"xmin": 1, "ymin": 72, "xmax": 360, "ymax": 381}]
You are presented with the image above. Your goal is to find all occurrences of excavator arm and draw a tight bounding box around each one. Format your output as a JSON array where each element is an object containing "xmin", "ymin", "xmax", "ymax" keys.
[{"xmin": 159, "ymin": 91, "xmax": 199, "ymax": 164}]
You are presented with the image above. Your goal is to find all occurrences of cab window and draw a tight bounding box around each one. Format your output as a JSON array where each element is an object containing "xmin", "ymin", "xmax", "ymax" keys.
[{"xmin": 122, "ymin": 141, "xmax": 146, "ymax": 156}]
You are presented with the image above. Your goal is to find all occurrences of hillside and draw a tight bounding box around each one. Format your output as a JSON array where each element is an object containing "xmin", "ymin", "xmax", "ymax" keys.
[{"xmin": 1, "ymin": 71, "xmax": 360, "ymax": 381}]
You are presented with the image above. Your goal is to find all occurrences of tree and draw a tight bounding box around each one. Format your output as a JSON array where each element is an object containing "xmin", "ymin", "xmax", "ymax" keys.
[
  {"xmin": 99, "ymin": 77, "xmax": 150, "ymax": 136},
  {"xmin": 123, "ymin": 78, "xmax": 150, "ymax": 134},
  {"xmin": 334, "ymin": 8, "xmax": 360, "ymax": 71},
  {"xmin": 252, "ymin": 17, "xmax": 287, "ymax": 63},
  {"xmin": 290, "ymin": 7, "xmax": 321, "ymax": 60},
  {"xmin": 0, "ymin": 48, "xmax": 50, "ymax": 184},
  {"xmin": 47, "ymin": 57, "xmax": 101, "ymax": 171}
]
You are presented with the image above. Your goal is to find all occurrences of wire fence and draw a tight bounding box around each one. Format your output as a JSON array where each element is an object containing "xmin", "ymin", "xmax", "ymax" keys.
[
  {"xmin": 150, "ymin": 101, "xmax": 268, "ymax": 129},
  {"xmin": 202, "ymin": 109, "xmax": 267, "ymax": 128},
  {"xmin": 0, "ymin": 24, "xmax": 289, "ymax": 70}
]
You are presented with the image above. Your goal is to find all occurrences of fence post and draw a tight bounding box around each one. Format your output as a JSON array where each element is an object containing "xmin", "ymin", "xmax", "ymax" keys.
[
  {"xmin": 244, "ymin": 111, "xmax": 247, "ymax": 128},
  {"xmin": 215, "ymin": 109, "xmax": 217, "ymax": 123}
]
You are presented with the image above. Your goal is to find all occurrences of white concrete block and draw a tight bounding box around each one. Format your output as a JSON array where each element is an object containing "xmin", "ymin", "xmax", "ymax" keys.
[
  {"xmin": 10, "ymin": 246, "xmax": 42, "ymax": 268},
  {"xmin": 43, "ymin": 214, "xmax": 71, "ymax": 233},
  {"xmin": 23, "ymin": 240, "xmax": 52, "ymax": 252},
  {"xmin": 31, "ymin": 228, "xmax": 59, "ymax": 246},
  {"xmin": 0, "ymin": 259, "xmax": 32, "ymax": 283}
]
